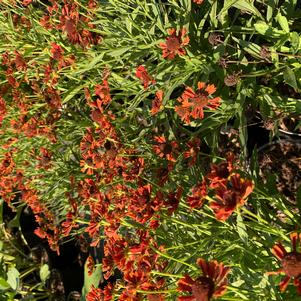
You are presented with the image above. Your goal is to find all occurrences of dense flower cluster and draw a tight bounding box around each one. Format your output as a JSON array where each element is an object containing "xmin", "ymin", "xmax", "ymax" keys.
[
  {"xmin": 1, "ymin": 1, "xmax": 296, "ymax": 300},
  {"xmin": 187, "ymin": 154, "xmax": 254, "ymax": 221}
]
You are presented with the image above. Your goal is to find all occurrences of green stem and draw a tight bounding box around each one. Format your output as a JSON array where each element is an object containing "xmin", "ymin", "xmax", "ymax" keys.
[
  {"xmin": 136, "ymin": 289, "xmax": 177, "ymax": 294},
  {"xmin": 151, "ymin": 271, "xmax": 183, "ymax": 278},
  {"xmin": 240, "ymin": 207, "xmax": 268, "ymax": 225},
  {"xmin": 149, "ymin": 245, "xmax": 198, "ymax": 271}
]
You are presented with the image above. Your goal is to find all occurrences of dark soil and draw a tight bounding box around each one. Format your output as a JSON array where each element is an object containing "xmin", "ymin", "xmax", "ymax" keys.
[
  {"xmin": 279, "ymin": 115, "xmax": 301, "ymax": 136},
  {"xmin": 258, "ymin": 139, "xmax": 301, "ymax": 204}
]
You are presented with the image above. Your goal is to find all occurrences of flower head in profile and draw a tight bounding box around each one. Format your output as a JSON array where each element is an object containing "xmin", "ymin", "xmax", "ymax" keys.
[
  {"xmin": 177, "ymin": 258, "xmax": 230, "ymax": 301},
  {"xmin": 268, "ymin": 233, "xmax": 301, "ymax": 294},
  {"xmin": 159, "ymin": 28, "xmax": 189, "ymax": 60},
  {"xmin": 175, "ymin": 82, "xmax": 221, "ymax": 124},
  {"xmin": 151, "ymin": 90, "xmax": 164, "ymax": 115}
]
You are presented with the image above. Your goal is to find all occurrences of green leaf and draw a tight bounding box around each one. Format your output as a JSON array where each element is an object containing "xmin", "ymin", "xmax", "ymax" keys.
[
  {"xmin": 276, "ymin": 12, "xmax": 289, "ymax": 33},
  {"xmin": 232, "ymin": 0, "xmax": 263, "ymax": 19},
  {"xmin": 0, "ymin": 252, "xmax": 15, "ymax": 262},
  {"xmin": 232, "ymin": 37, "xmax": 262, "ymax": 59},
  {"xmin": 290, "ymin": 32, "xmax": 300, "ymax": 53},
  {"xmin": 62, "ymin": 85, "xmax": 84, "ymax": 104},
  {"xmin": 254, "ymin": 21, "xmax": 286, "ymax": 38},
  {"xmin": 7, "ymin": 205, "xmax": 24, "ymax": 228},
  {"xmin": 7, "ymin": 267, "xmax": 19, "ymax": 290},
  {"xmin": 237, "ymin": 212, "xmax": 248, "ymax": 244},
  {"xmin": 283, "ymin": 67, "xmax": 298, "ymax": 92},
  {"xmin": 0, "ymin": 278, "xmax": 10, "ymax": 290},
  {"xmin": 39, "ymin": 264, "xmax": 50, "ymax": 283},
  {"xmin": 254, "ymin": 21, "xmax": 269, "ymax": 35},
  {"xmin": 80, "ymin": 257, "xmax": 103, "ymax": 301},
  {"xmin": 295, "ymin": 101, "xmax": 301, "ymax": 114},
  {"xmin": 109, "ymin": 47, "xmax": 131, "ymax": 57},
  {"xmin": 218, "ymin": 0, "xmax": 263, "ymax": 19}
]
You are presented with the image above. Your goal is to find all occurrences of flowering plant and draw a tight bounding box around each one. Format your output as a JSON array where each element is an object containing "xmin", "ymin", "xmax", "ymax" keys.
[{"xmin": 0, "ymin": 0, "xmax": 300, "ymax": 300}]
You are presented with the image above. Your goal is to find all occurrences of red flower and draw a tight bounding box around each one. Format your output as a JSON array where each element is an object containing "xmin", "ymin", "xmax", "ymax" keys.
[
  {"xmin": 94, "ymin": 80, "xmax": 111, "ymax": 107},
  {"xmin": 207, "ymin": 154, "xmax": 234, "ymax": 189},
  {"xmin": 268, "ymin": 233, "xmax": 301, "ymax": 294},
  {"xmin": 183, "ymin": 138, "xmax": 201, "ymax": 167},
  {"xmin": 50, "ymin": 43, "xmax": 64, "ymax": 61},
  {"xmin": 14, "ymin": 51, "xmax": 27, "ymax": 71},
  {"xmin": 209, "ymin": 173, "xmax": 254, "ymax": 221},
  {"xmin": 175, "ymin": 82, "xmax": 221, "ymax": 124},
  {"xmin": 22, "ymin": 0, "xmax": 33, "ymax": 6},
  {"xmin": 151, "ymin": 90, "xmax": 164, "ymax": 115},
  {"xmin": 193, "ymin": 0, "xmax": 204, "ymax": 4},
  {"xmin": 159, "ymin": 28, "xmax": 189, "ymax": 60},
  {"xmin": 177, "ymin": 258, "xmax": 230, "ymax": 301},
  {"xmin": 136, "ymin": 65, "xmax": 156, "ymax": 89},
  {"xmin": 0, "ymin": 97, "xmax": 7, "ymax": 126},
  {"xmin": 86, "ymin": 284, "xmax": 113, "ymax": 301},
  {"xmin": 187, "ymin": 179, "xmax": 207, "ymax": 209},
  {"xmin": 153, "ymin": 135, "xmax": 178, "ymax": 162}
]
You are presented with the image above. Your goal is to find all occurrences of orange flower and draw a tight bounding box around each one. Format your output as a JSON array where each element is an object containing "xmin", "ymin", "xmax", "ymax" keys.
[
  {"xmin": 268, "ymin": 233, "xmax": 301, "ymax": 294},
  {"xmin": 153, "ymin": 135, "xmax": 178, "ymax": 162},
  {"xmin": 0, "ymin": 97, "xmax": 7, "ymax": 126},
  {"xmin": 159, "ymin": 28, "xmax": 189, "ymax": 60},
  {"xmin": 151, "ymin": 90, "xmax": 164, "ymax": 115},
  {"xmin": 50, "ymin": 43, "xmax": 64, "ymax": 61},
  {"xmin": 94, "ymin": 80, "xmax": 111, "ymax": 107},
  {"xmin": 175, "ymin": 82, "xmax": 221, "ymax": 124},
  {"xmin": 209, "ymin": 173, "xmax": 254, "ymax": 221},
  {"xmin": 207, "ymin": 153, "xmax": 234, "ymax": 189},
  {"xmin": 187, "ymin": 179, "xmax": 207, "ymax": 209},
  {"xmin": 183, "ymin": 138, "xmax": 201, "ymax": 167},
  {"xmin": 177, "ymin": 258, "xmax": 230, "ymax": 301},
  {"xmin": 86, "ymin": 284, "xmax": 113, "ymax": 301},
  {"xmin": 136, "ymin": 65, "xmax": 156, "ymax": 89}
]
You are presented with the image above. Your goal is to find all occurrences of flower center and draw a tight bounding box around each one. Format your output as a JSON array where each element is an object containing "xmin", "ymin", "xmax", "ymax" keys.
[
  {"xmin": 192, "ymin": 276, "xmax": 215, "ymax": 301},
  {"xmin": 166, "ymin": 37, "xmax": 181, "ymax": 51},
  {"xmin": 282, "ymin": 252, "xmax": 301, "ymax": 277},
  {"xmin": 214, "ymin": 162, "xmax": 230, "ymax": 179},
  {"xmin": 161, "ymin": 143, "xmax": 173, "ymax": 155}
]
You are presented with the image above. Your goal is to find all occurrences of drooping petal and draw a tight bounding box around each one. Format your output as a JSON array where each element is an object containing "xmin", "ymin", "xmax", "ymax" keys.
[
  {"xmin": 271, "ymin": 243, "xmax": 287, "ymax": 260},
  {"xmin": 279, "ymin": 275, "xmax": 291, "ymax": 292},
  {"xmin": 290, "ymin": 232, "xmax": 298, "ymax": 252},
  {"xmin": 177, "ymin": 275, "xmax": 195, "ymax": 292}
]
